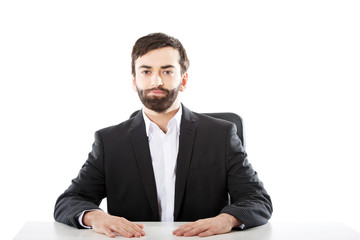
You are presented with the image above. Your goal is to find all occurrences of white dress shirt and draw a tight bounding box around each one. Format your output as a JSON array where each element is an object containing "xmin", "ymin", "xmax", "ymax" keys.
[{"xmin": 143, "ymin": 106, "xmax": 182, "ymax": 221}]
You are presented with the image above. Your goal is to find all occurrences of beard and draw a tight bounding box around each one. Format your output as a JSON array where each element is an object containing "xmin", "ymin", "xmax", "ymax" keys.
[{"xmin": 136, "ymin": 83, "xmax": 181, "ymax": 113}]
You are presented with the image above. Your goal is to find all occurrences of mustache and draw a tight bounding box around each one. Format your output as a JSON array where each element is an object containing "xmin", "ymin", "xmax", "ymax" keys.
[{"xmin": 144, "ymin": 87, "xmax": 170, "ymax": 94}]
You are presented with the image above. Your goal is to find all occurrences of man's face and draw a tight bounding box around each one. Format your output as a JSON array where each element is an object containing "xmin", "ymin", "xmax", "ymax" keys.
[{"xmin": 132, "ymin": 47, "xmax": 188, "ymax": 113}]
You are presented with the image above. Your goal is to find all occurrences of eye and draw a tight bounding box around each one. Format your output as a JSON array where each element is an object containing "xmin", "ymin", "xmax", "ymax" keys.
[
  {"xmin": 163, "ymin": 70, "xmax": 173, "ymax": 75},
  {"xmin": 142, "ymin": 70, "xmax": 151, "ymax": 75}
]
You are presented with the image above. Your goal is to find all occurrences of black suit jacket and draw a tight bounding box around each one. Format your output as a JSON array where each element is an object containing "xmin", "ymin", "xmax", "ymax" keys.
[{"xmin": 54, "ymin": 105, "xmax": 272, "ymax": 229}]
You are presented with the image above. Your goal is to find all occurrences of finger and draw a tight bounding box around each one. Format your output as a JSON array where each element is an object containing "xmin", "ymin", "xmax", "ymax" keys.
[
  {"xmin": 136, "ymin": 223, "xmax": 145, "ymax": 229},
  {"xmin": 181, "ymin": 222, "xmax": 203, "ymax": 233},
  {"xmin": 173, "ymin": 226, "xmax": 185, "ymax": 235},
  {"xmin": 114, "ymin": 224, "xmax": 142, "ymax": 238},
  {"xmin": 92, "ymin": 224, "xmax": 116, "ymax": 238},
  {"xmin": 174, "ymin": 223, "xmax": 191, "ymax": 231},
  {"xmin": 118, "ymin": 218, "xmax": 145, "ymax": 236},
  {"xmin": 121, "ymin": 218, "xmax": 144, "ymax": 230},
  {"xmin": 174, "ymin": 229, "xmax": 185, "ymax": 236},
  {"xmin": 175, "ymin": 225, "xmax": 199, "ymax": 236},
  {"xmin": 173, "ymin": 227, "xmax": 181, "ymax": 234},
  {"xmin": 102, "ymin": 227, "xmax": 116, "ymax": 238},
  {"xmin": 173, "ymin": 221, "xmax": 198, "ymax": 233},
  {"xmin": 198, "ymin": 229, "xmax": 216, "ymax": 237},
  {"xmin": 123, "ymin": 222, "xmax": 147, "ymax": 237},
  {"xmin": 183, "ymin": 225, "xmax": 209, "ymax": 237},
  {"xmin": 122, "ymin": 226, "xmax": 142, "ymax": 238},
  {"xmin": 132, "ymin": 223, "xmax": 146, "ymax": 235},
  {"xmin": 110, "ymin": 225, "xmax": 133, "ymax": 238},
  {"xmin": 125, "ymin": 222, "xmax": 146, "ymax": 236},
  {"xmin": 173, "ymin": 225, "xmax": 191, "ymax": 235}
]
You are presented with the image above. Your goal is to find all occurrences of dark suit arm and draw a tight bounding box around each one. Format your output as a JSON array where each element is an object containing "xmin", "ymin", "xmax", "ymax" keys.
[
  {"xmin": 54, "ymin": 131, "xmax": 106, "ymax": 228},
  {"xmin": 220, "ymin": 124, "xmax": 273, "ymax": 229}
]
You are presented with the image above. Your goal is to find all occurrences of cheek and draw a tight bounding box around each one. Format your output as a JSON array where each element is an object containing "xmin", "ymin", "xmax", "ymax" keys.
[
  {"xmin": 133, "ymin": 77, "xmax": 147, "ymax": 89},
  {"xmin": 132, "ymin": 78, "xmax": 138, "ymax": 91},
  {"xmin": 132, "ymin": 83, "xmax": 137, "ymax": 92}
]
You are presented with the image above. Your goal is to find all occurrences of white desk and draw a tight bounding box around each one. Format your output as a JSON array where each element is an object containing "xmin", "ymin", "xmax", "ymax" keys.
[{"xmin": 14, "ymin": 222, "xmax": 360, "ymax": 240}]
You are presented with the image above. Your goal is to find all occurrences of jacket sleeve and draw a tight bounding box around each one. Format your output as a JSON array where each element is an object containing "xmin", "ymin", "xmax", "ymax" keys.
[
  {"xmin": 54, "ymin": 131, "xmax": 106, "ymax": 228},
  {"xmin": 220, "ymin": 123, "xmax": 273, "ymax": 229}
]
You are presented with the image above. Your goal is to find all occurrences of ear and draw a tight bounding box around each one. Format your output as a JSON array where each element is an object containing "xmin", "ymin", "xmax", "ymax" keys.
[
  {"xmin": 180, "ymin": 72, "xmax": 188, "ymax": 92},
  {"xmin": 132, "ymin": 75, "xmax": 137, "ymax": 92}
]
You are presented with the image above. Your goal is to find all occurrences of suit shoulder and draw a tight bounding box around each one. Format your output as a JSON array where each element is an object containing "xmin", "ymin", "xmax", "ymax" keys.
[
  {"xmin": 95, "ymin": 117, "xmax": 134, "ymax": 137},
  {"xmin": 193, "ymin": 112, "xmax": 235, "ymax": 129}
]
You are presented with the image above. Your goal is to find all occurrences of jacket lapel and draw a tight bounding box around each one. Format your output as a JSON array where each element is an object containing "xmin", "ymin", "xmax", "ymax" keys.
[
  {"xmin": 174, "ymin": 105, "xmax": 198, "ymax": 220},
  {"xmin": 128, "ymin": 110, "xmax": 160, "ymax": 220}
]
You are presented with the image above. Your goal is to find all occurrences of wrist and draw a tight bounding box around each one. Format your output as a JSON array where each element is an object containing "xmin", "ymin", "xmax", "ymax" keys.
[
  {"xmin": 219, "ymin": 213, "xmax": 242, "ymax": 228},
  {"xmin": 83, "ymin": 209, "xmax": 104, "ymax": 227}
]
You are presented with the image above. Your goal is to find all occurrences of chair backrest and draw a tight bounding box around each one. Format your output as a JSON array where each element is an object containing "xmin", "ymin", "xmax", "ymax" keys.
[{"xmin": 130, "ymin": 111, "xmax": 245, "ymax": 148}]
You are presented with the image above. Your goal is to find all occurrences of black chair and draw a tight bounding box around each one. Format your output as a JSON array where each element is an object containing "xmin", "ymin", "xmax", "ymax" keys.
[{"xmin": 130, "ymin": 111, "xmax": 245, "ymax": 148}]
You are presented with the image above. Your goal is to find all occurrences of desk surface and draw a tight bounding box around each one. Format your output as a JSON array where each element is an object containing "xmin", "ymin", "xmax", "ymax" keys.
[{"xmin": 14, "ymin": 222, "xmax": 360, "ymax": 240}]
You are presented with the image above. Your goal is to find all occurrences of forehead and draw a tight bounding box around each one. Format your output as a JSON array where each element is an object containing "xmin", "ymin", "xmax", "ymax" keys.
[{"xmin": 135, "ymin": 47, "xmax": 180, "ymax": 68}]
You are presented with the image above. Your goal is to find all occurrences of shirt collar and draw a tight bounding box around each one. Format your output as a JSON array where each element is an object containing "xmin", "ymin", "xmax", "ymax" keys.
[{"xmin": 143, "ymin": 105, "xmax": 182, "ymax": 137}]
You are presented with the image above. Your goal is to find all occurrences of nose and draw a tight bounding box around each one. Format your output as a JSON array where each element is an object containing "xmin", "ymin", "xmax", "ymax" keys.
[{"xmin": 151, "ymin": 73, "xmax": 163, "ymax": 87}]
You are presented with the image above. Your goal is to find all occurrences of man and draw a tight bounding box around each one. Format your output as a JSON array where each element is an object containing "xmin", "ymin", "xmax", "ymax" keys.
[{"xmin": 54, "ymin": 33, "xmax": 272, "ymax": 238}]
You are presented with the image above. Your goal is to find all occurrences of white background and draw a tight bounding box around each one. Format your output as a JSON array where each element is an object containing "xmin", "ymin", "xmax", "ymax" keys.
[{"xmin": 1, "ymin": 0, "xmax": 359, "ymax": 238}]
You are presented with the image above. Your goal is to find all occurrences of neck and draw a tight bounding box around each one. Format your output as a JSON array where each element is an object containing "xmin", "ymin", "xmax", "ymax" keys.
[{"xmin": 143, "ymin": 100, "xmax": 181, "ymax": 133}]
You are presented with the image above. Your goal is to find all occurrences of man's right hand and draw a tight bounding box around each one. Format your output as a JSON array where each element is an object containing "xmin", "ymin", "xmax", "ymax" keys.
[{"xmin": 83, "ymin": 210, "xmax": 146, "ymax": 238}]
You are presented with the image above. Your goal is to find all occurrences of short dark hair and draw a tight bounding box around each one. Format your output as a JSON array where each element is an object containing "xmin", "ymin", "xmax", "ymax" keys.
[{"xmin": 131, "ymin": 33, "xmax": 190, "ymax": 76}]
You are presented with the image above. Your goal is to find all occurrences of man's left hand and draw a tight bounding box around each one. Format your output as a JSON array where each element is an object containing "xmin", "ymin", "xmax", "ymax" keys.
[{"xmin": 172, "ymin": 213, "xmax": 241, "ymax": 237}]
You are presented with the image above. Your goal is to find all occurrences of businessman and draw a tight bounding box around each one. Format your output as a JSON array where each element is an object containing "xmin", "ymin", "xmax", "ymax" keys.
[{"xmin": 54, "ymin": 33, "xmax": 272, "ymax": 238}]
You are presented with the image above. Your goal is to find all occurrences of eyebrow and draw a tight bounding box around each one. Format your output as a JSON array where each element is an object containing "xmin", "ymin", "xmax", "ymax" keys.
[
  {"xmin": 161, "ymin": 65, "xmax": 175, "ymax": 69},
  {"xmin": 138, "ymin": 65, "xmax": 152, "ymax": 69},
  {"xmin": 138, "ymin": 65, "xmax": 175, "ymax": 69}
]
